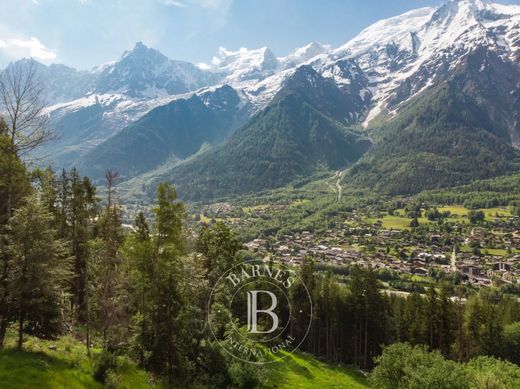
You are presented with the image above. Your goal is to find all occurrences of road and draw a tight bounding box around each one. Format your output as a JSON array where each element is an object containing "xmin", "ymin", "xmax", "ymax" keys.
[{"xmin": 330, "ymin": 170, "xmax": 345, "ymax": 202}]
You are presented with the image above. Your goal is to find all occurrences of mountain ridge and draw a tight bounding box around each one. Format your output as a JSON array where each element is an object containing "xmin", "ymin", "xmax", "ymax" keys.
[
  {"xmin": 7, "ymin": 0, "xmax": 520, "ymax": 202},
  {"xmin": 134, "ymin": 65, "xmax": 371, "ymax": 201}
]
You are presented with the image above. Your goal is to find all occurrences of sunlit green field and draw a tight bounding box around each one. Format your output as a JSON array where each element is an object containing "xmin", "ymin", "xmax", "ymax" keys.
[
  {"xmin": 365, "ymin": 205, "xmax": 513, "ymax": 231},
  {"xmin": 437, "ymin": 205, "xmax": 511, "ymax": 218},
  {"xmin": 366, "ymin": 215, "xmax": 412, "ymax": 230}
]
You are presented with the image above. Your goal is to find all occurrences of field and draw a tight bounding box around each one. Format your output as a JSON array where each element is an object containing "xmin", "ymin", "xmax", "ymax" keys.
[
  {"xmin": 366, "ymin": 215, "xmax": 413, "ymax": 230},
  {"xmin": 366, "ymin": 205, "xmax": 513, "ymax": 231},
  {"xmin": 437, "ymin": 206, "xmax": 511, "ymax": 218}
]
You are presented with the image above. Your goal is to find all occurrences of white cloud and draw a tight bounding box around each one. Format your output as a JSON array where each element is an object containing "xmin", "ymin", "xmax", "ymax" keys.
[
  {"xmin": 197, "ymin": 0, "xmax": 230, "ymax": 8},
  {"xmin": 164, "ymin": 0, "xmax": 187, "ymax": 6},
  {"xmin": 0, "ymin": 37, "xmax": 57, "ymax": 62},
  {"xmin": 163, "ymin": 0, "xmax": 232, "ymax": 10}
]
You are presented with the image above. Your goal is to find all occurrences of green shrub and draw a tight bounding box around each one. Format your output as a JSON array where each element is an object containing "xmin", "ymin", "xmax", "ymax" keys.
[{"xmin": 94, "ymin": 350, "xmax": 118, "ymax": 383}]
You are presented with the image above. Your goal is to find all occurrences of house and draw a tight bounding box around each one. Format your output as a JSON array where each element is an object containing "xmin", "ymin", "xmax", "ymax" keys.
[
  {"xmin": 413, "ymin": 267, "xmax": 429, "ymax": 276},
  {"xmin": 460, "ymin": 265, "xmax": 482, "ymax": 277},
  {"xmin": 491, "ymin": 262, "xmax": 512, "ymax": 272}
]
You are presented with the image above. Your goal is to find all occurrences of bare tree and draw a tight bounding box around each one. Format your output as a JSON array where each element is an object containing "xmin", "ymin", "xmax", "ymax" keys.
[
  {"xmin": 0, "ymin": 60, "xmax": 54, "ymax": 219},
  {"xmin": 105, "ymin": 169, "xmax": 120, "ymax": 215},
  {"xmin": 0, "ymin": 60, "xmax": 53, "ymax": 156}
]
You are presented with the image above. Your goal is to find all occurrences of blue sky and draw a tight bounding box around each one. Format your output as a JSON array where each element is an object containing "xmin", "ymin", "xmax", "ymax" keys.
[{"xmin": 0, "ymin": 0, "xmax": 519, "ymax": 70}]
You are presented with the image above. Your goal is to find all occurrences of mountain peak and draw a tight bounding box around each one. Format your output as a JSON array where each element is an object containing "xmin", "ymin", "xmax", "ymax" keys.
[
  {"xmin": 92, "ymin": 42, "xmax": 214, "ymax": 98},
  {"xmin": 211, "ymin": 46, "xmax": 280, "ymax": 83},
  {"xmin": 280, "ymin": 41, "xmax": 328, "ymax": 68},
  {"xmin": 120, "ymin": 42, "xmax": 168, "ymax": 63},
  {"xmin": 450, "ymin": 0, "xmax": 490, "ymax": 5},
  {"xmin": 282, "ymin": 65, "xmax": 343, "ymax": 99},
  {"xmin": 301, "ymin": 41, "xmax": 326, "ymax": 51},
  {"xmin": 430, "ymin": 0, "xmax": 494, "ymax": 25},
  {"xmin": 133, "ymin": 41, "xmax": 147, "ymax": 50}
]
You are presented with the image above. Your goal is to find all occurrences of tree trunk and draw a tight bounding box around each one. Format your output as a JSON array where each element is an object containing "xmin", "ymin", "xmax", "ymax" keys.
[
  {"xmin": 0, "ymin": 154, "xmax": 14, "ymax": 349},
  {"xmin": 0, "ymin": 259, "xmax": 9, "ymax": 349},
  {"xmin": 86, "ymin": 320, "xmax": 91, "ymax": 356},
  {"xmin": 17, "ymin": 312, "xmax": 24, "ymax": 349},
  {"xmin": 85, "ymin": 272, "xmax": 91, "ymax": 356},
  {"xmin": 364, "ymin": 308, "xmax": 368, "ymax": 369},
  {"xmin": 0, "ymin": 316, "xmax": 7, "ymax": 348}
]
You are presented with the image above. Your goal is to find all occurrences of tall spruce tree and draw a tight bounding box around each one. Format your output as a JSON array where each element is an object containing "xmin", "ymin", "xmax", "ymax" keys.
[
  {"xmin": 147, "ymin": 183, "xmax": 189, "ymax": 379},
  {"xmin": 89, "ymin": 170, "xmax": 125, "ymax": 351},
  {"xmin": 9, "ymin": 198, "xmax": 71, "ymax": 349},
  {"xmin": 122, "ymin": 211, "xmax": 153, "ymax": 364},
  {"xmin": 0, "ymin": 118, "xmax": 31, "ymax": 347}
]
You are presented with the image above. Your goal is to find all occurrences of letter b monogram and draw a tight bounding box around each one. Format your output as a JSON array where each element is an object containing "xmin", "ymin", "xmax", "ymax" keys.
[{"xmin": 246, "ymin": 290, "xmax": 279, "ymax": 333}]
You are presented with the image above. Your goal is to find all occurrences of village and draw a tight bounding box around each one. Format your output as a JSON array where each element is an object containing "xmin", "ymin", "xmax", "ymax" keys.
[
  {"xmin": 245, "ymin": 227, "xmax": 520, "ymax": 287},
  {"xmin": 198, "ymin": 201, "xmax": 520, "ymax": 291}
]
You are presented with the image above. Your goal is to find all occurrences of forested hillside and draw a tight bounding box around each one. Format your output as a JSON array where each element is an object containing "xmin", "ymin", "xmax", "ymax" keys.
[
  {"xmin": 157, "ymin": 66, "xmax": 370, "ymax": 201},
  {"xmin": 347, "ymin": 82, "xmax": 520, "ymax": 195},
  {"xmin": 77, "ymin": 85, "xmax": 248, "ymax": 181}
]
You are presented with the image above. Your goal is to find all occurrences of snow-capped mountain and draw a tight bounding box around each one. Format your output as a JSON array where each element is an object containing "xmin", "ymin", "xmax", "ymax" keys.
[
  {"xmin": 209, "ymin": 46, "xmax": 280, "ymax": 84},
  {"xmin": 93, "ymin": 42, "xmax": 220, "ymax": 98},
  {"xmin": 279, "ymin": 41, "xmax": 328, "ymax": 69},
  {"xmin": 30, "ymin": 40, "xmax": 327, "ymax": 166},
  {"xmin": 2, "ymin": 58, "xmax": 95, "ymax": 104},
  {"xmin": 11, "ymin": 0, "xmax": 520, "ymax": 128},
  {"xmin": 314, "ymin": 0, "xmax": 520, "ymax": 126},
  {"xmin": 7, "ymin": 0, "xmax": 520, "ymax": 197},
  {"xmin": 38, "ymin": 92, "xmax": 193, "ymax": 167},
  {"xmin": 153, "ymin": 0, "xmax": 520, "ymax": 201}
]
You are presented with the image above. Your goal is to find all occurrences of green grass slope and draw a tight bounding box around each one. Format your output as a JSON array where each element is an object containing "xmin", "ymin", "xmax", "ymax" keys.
[
  {"xmin": 263, "ymin": 351, "xmax": 371, "ymax": 389},
  {"xmin": 0, "ymin": 335, "xmax": 160, "ymax": 389},
  {"xmin": 0, "ymin": 334, "xmax": 370, "ymax": 388},
  {"xmin": 0, "ymin": 349, "xmax": 100, "ymax": 389}
]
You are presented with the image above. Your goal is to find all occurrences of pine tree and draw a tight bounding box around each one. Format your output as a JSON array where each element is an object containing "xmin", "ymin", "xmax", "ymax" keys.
[
  {"xmin": 0, "ymin": 118, "xmax": 31, "ymax": 348},
  {"xmin": 122, "ymin": 211, "xmax": 153, "ymax": 364},
  {"xmin": 145, "ymin": 183, "xmax": 191, "ymax": 379},
  {"xmin": 404, "ymin": 292, "xmax": 428, "ymax": 346},
  {"xmin": 348, "ymin": 266, "xmax": 387, "ymax": 369},
  {"xmin": 438, "ymin": 284, "xmax": 454, "ymax": 356},
  {"xmin": 196, "ymin": 221, "xmax": 242, "ymax": 288},
  {"xmin": 89, "ymin": 170, "xmax": 125, "ymax": 352},
  {"xmin": 9, "ymin": 198, "xmax": 71, "ymax": 349},
  {"xmin": 0, "ymin": 63, "xmax": 53, "ymax": 347},
  {"xmin": 290, "ymin": 257, "xmax": 315, "ymax": 353},
  {"xmin": 69, "ymin": 168, "xmax": 97, "ymax": 320},
  {"xmin": 427, "ymin": 286, "xmax": 439, "ymax": 350}
]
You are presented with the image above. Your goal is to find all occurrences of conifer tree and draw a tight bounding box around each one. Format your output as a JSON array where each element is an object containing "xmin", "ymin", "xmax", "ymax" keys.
[
  {"xmin": 9, "ymin": 198, "xmax": 71, "ymax": 349},
  {"xmin": 122, "ymin": 211, "xmax": 153, "ymax": 364},
  {"xmin": 0, "ymin": 118, "xmax": 31, "ymax": 347},
  {"xmin": 89, "ymin": 170, "xmax": 125, "ymax": 351}
]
